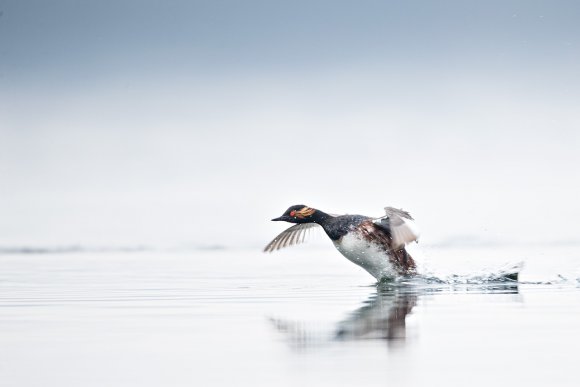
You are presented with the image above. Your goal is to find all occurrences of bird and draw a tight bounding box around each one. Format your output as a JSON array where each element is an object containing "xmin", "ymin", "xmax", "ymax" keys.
[{"xmin": 264, "ymin": 205, "xmax": 420, "ymax": 281}]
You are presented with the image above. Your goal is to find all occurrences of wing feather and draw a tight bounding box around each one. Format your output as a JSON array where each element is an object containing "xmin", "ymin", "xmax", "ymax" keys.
[
  {"xmin": 281, "ymin": 230, "xmax": 295, "ymax": 248},
  {"xmin": 373, "ymin": 207, "xmax": 420, "ymax": 249},
  {"xmin": 263, "ymin": 223, "xmax": 322, "ymax": 253}
]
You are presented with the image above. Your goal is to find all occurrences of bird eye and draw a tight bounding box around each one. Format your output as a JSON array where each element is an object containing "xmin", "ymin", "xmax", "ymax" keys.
[{"xmin": 290, "ymin": 210, "xmax": 296, "ymax": 217}]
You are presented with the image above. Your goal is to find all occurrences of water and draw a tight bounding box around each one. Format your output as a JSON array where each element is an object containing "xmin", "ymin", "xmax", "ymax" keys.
[{"xmin": 1, "ymin": 246, "xmax": 580, "ymax": 387}]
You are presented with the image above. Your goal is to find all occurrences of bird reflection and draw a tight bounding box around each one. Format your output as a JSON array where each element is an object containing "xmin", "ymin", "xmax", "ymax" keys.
[
  {"xmin": 335, "ymin": 286, "xmax": 416, "ymax": 342},
  {"xmin": 270, "ymin": 282, "xmax": 519, "ymax": 350},
  {"xmin": 269, "ymin": 285, "xmax": 419, "ymax": 350}
]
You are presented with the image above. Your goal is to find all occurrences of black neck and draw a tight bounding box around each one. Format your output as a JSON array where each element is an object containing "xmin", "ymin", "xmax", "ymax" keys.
[{"xmin": 311, "ymin": 210, "xmax": 331, "ymax": 225}]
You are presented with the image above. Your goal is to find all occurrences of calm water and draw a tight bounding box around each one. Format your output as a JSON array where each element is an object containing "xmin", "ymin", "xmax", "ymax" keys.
[{"xmin": 1, "ymin": 246, "xmax": 579, "ymax": 387}]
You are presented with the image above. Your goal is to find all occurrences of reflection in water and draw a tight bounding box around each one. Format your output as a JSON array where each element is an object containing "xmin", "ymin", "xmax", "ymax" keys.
[
  {"xmin": 271, "ymin": 283, "xmax": 520, "ymax": 350},
  {"xmin": 335, "ymin": 286, "xmax": 417, "ymax": 342}
]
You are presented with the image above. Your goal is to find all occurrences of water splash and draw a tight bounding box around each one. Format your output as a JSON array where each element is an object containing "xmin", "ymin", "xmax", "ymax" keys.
[{"xmin": 419, "ymin": 261, "xmax": 523, "ymax": 285}]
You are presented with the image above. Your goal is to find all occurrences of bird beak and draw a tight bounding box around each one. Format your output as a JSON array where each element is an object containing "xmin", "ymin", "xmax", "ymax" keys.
[{"xmin": 271, "ymin": 216, "xmax": 285, "ymax": 221}]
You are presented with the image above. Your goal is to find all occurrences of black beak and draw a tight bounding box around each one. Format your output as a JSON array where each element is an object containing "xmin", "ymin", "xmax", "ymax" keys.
[{"xmin": 271, "ymin": 216, "xmax": 286, "ymax": 221}]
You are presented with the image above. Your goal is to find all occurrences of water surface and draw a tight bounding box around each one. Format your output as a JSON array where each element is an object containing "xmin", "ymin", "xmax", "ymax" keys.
[{"xmin": 1, "ymin": 247, "xmax": 579, "ymax": 386}]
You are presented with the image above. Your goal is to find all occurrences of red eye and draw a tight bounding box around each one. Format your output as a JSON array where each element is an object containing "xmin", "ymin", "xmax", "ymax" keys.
[{"xmin": 290, "ymin": 210, "xmax": 296, "ymax": 217}]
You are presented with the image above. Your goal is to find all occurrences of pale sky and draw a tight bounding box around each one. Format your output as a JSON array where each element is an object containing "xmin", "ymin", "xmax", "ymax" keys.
[{"xmin": 1, "ymin": 1, "xmax": 579, "ymax": 248}]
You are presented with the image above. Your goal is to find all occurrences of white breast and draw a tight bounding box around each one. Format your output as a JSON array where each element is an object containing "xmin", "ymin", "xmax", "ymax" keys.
[{"xmin": 333, "ymin": 232, "xmax": 397, "ymax": 280}]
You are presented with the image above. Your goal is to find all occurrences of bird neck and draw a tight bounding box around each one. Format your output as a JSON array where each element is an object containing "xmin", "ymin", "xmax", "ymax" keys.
[{"xmin": 310, "ymin": 210, "xmax": 331, "ymax": 225}]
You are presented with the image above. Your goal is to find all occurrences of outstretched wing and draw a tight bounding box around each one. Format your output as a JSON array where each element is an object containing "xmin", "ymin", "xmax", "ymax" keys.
[
  {"xmin": 263, "ymin": 223, "xmax": 322, "ymax": 253},
  {"xmin": 373, "ymin": 207, "xmax": 420, "ymax": 249}
]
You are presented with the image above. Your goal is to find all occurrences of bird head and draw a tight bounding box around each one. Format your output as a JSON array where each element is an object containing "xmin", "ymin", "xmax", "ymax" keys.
[{"xmin": 271, "ymin": 205, "xmax": 317, "ymax": 223}]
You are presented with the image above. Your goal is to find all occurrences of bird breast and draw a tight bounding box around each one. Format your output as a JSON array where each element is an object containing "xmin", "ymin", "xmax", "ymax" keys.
[{"xmin": 332, "ymin": 231, "xmax": 398, "ymax": 280}]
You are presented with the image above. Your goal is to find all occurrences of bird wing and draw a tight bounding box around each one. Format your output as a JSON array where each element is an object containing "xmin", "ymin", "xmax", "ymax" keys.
[
  {"xmin": 263, "ymin": 223, "xmax": 322, "ymax": 253},
  {"xmin": 373, "ymin": 207, "xmax": 420, "ymax": 249}
]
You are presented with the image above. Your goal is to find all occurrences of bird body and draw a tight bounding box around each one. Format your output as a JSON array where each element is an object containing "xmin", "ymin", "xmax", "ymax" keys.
[{"xmin": 265, "ymin": 205, "xmax": 419, "ymax": 280}]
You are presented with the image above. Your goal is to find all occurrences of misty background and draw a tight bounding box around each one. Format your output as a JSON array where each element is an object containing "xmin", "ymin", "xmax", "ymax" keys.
[{"xmin": 1, "ymin": 0, "xmax": 579, "ymax": 249}]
